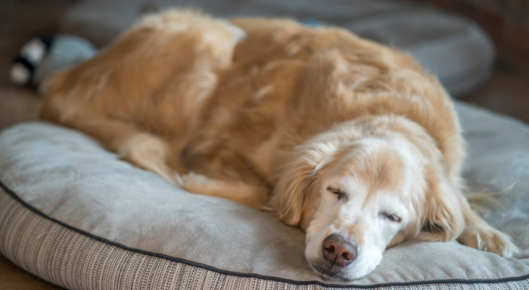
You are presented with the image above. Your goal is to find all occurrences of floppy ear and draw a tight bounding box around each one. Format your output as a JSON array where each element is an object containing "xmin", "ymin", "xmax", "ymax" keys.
[
  {"xmin": 269, "ymin": 155, "xmax": 318, "ymax": 226},
  {"xmin": 417, "ymin": 169, "xmax": 465, "ymax": 242},
  {"xmin": 269, "ymin": 143, "xmax": 332, "ymax": 227}
]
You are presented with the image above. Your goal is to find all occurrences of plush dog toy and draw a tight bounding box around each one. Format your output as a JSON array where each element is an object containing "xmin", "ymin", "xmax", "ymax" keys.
[{"xmin": 10, "ymin": 35, "xmax": 96, "ymax": 90}]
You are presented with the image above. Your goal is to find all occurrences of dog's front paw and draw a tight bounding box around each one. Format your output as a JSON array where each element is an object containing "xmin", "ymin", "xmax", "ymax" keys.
[
  {"xmin": 458, "ymin": 226, "xmax": 519, "ymax": 258},
  {"xmin": 180, "ymin": 172, "xmax": 211, "ymax": 189}
]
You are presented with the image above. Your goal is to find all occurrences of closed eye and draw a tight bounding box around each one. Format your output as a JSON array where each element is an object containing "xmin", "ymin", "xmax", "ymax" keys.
[
  {"xmin": 326, "ymin": 186, "xmax": 347, "ymax": 201},
  {"xmin": 379, "ymin": 211, "xmax": 402, "ymax": 223}
]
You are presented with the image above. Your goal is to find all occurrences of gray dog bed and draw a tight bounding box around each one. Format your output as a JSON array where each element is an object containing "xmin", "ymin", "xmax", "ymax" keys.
[{"xmin": 0, "ymin": 102, "xmax": 528, "ymax": 289}]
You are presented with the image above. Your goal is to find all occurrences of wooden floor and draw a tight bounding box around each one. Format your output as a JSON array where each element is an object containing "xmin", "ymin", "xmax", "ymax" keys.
[
  {"xmin": 0, "ymin": 0, "xmax": 72, "ymax": 132},
  {"xmin": 468, "ymin": 43, "xmax": 529, "ymax": 124},
  {"xmin": 0, "ymin": 0, "xmax": 528, "ymax": 289}
]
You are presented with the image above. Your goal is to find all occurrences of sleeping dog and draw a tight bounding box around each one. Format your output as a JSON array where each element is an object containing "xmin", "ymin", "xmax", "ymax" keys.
[{"xmin": 40, "ymin": 10, "xmax": 518, "ymax": 280}]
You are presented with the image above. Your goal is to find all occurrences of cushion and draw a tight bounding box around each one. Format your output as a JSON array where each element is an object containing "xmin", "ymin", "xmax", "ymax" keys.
[
  {"xmin": 0, "ymin": 102, "xmax": 528, "ymax": 289},
  {"xmin": 60, "ymin": 0, "xmax": 493, "ymax": 97}
]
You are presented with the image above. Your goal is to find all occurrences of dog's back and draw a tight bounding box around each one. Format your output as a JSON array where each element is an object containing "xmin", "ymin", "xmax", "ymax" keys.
[{"xmin": 184, "ymin": 17, "xmax": 464, "ymax": 186}]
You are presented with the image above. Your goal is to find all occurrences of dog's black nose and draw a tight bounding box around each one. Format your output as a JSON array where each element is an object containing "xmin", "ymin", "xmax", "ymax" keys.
[{"xmin": 322, "ymin": 233, "xmax": 357, "ymax": 266}]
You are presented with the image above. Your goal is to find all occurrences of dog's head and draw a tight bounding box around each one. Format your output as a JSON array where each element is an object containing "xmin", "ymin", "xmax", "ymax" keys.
[{"xmin": 270, "ymin": 117, "xmax": 464, "ymax": 280}]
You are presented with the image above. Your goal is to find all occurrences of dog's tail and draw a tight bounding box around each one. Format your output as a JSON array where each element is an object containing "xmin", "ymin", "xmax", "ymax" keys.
[{"xmin": 465, "ymin": 181, "xmax": 517, "ymax": 213}]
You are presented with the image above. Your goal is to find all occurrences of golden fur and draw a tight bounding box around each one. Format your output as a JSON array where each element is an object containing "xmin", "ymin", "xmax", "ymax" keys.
[{"xmin": 40, "ymin": 10, "xmax": 518, "ymax": 280}]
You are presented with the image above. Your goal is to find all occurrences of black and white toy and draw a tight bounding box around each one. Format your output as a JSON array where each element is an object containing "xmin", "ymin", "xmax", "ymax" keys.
[{"xmin": 10, "ymin": 35, "xmax": 97, "ymax": 90}]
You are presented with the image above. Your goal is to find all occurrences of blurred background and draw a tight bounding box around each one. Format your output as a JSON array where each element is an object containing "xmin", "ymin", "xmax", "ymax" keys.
[{"xmin": 0, "ymin": 0, "xmax": 528, "ymax": 289}]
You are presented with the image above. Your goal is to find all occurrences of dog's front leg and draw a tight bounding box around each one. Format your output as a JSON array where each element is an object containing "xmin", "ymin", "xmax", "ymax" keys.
[{"xmin": 457, "ymin": 194, "xmax": 519, "ymax": 257}]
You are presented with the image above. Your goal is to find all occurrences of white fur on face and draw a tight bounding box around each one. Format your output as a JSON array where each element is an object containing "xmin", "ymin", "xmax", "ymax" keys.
[{"xmin": 304, "ymin": 138, "xmax": 424, "ymax": 280}]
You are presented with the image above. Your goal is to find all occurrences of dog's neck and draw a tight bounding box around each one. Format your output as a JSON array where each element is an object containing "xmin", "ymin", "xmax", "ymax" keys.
[{"xmin": 293, "ymin": 114, "xmax": 436, "ymax": 162}]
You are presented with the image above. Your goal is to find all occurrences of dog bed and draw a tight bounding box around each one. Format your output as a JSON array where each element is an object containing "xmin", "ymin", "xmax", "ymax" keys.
[{"xmin": 0, "ymin": 102, "xmax": 528, "ymax": 289}]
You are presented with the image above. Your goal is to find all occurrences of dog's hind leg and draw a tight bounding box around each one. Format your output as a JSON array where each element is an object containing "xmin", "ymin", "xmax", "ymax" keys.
[
  {"xmin": 118, "ymin": 133, "xmax": 182, "ymax": 185},
  {"xmin": 457, "ymin": 194, "xmax": 519, "ymax": 257},
  {"xmin": 57, "ymin": 117, "xmax": 182, "ymax": 185}
]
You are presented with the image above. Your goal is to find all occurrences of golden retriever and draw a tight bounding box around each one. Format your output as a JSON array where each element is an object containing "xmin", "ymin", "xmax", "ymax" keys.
[{"xmin": 40, "ymin": 10, "xmax": 518, "ymax": 280}]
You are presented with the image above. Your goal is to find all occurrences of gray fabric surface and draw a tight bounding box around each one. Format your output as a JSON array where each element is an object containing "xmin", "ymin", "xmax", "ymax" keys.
[
  {"xmin": 60, "ymin": 0, "xmax": 494, "ymax": 97},
  {"xmin": 0, "ymin": 102, "xmax": 528, "ymax": 287}
]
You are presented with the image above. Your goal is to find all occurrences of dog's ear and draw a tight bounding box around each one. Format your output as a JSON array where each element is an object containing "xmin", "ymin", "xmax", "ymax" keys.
[
  {"xmin": 269, "ymin": 146, "xmax": 329, "ymax": 227},
  {"xmin": 269, "ymin": 156, "xmax": 317, "ymax": 227},
  {"xmin": 417, "ymin": 169, "xmax": 465, "ymax": 242}
]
